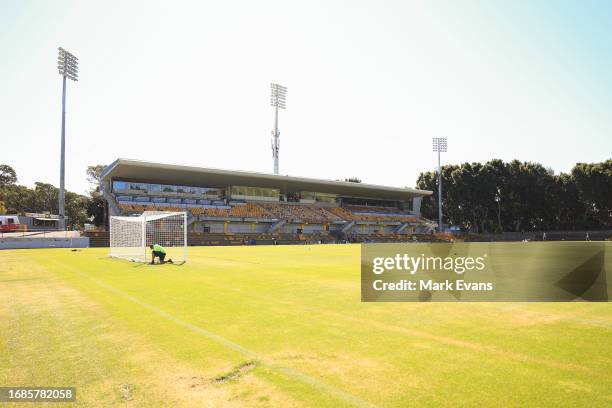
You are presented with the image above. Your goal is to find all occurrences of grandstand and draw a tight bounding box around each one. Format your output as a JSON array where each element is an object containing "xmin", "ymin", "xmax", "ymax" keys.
[{"xmin": 99, "ymin": 159, "xmax": 434, "ymax": 244}]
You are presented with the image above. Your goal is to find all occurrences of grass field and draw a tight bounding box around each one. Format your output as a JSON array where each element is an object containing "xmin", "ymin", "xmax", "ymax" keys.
[{"xmin": 1, "ymin": 244, "xmax": 611, "ymax": 407}]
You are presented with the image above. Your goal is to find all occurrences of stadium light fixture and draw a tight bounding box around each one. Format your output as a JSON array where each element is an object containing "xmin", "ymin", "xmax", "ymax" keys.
[
  {"xmin": 57, "ymin": 47, "xmax": 78, "ymax": 230},
  {"xmin": 432, "ymin": 137, "xmax": 447, "ymax": 232},
  {"xmin": 270, "ymin": 83, "xmax": 287, "ymax": 174}
]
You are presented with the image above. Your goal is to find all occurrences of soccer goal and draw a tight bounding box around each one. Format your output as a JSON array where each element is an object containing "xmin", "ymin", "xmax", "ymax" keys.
[{"xmin": 110, "ymin": 211, "xmax": 187, "ymax": 263}]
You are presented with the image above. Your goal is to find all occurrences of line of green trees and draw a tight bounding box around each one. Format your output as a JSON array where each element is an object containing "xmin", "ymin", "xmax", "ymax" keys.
[
  {"xmin": 416, "ymin": 159, "xmax": 612, "ymax": 233},
  {"xmin": 1, "ymin": 159, "xmax": 610, "ymax": 232},
  {"xmin": 0, "ymin": 164, "xmax": 105, "ymax": 229}
]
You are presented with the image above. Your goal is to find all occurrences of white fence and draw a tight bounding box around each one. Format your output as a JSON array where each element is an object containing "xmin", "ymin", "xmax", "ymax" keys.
[{"xmin": 0, "ymin": 236, "xmax": 90, "ymax": 249}]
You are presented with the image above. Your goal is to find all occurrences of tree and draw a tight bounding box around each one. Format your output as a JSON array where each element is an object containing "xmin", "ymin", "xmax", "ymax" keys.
[
  {"xmin": 549, "ymin": 173, "xmax": 586, "ymax": 230},
  {"xmin": 415, "ymin": 159, "xmax": 611, "ymax": 232},
  {"xmin": 416, "ymin": 164, "xmax": 460, "ymax": 227},
  {"xmin": 485, "ymin": 159, "xmax": 509, "ymax": 232},
  {"xmin": 0, "ymin": 184, "xmax": 35, "ymax": 214},
  {"xmin": 87, "ymin": 192, "xmax": 106, "ymax": 227},
  {"xmin": 0, "ymin": 200, "xmax": 6, "ymax": 214},
  {"xmin": 33, "ymin": 182, "xmax": 59, "ymax": 214},
  {"xmin": 338, "ymin": 177, "xmax": 362, "ymax": 183},
  {"xmin": 0, "ymin": 176, "xmax": 89, "ymax": 228},
  {"xmin": 0, "ymin": 164, "xmax": 17, "ymax": 187},
  {"xmin": 85, "ymin": 164, "xmax": 108, "ymax": 227},
  {"xmin": 86, "ymin": 165, "xmax": 107, "ymax": 188},
  {"xmin": 572, "ymin": 160, "xmax": 612, "ymax": 228},
  {"xmin": 65, "ymin": 191, "xmax": 89, "ymax": 228},
  {"xmin": 416, "ymin": 170, "xmax": 438, "ymax": 221}
]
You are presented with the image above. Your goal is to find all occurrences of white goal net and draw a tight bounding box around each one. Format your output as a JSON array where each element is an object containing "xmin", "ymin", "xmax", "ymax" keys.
[{"xmin": 110, "ymin": 211, "xmax": 187, "ymax": 263}]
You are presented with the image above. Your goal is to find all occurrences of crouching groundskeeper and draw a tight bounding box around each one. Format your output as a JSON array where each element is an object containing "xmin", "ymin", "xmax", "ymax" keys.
[{"xmin": 149, "ymin": 244, "xmax": 173, "ymax": 265}]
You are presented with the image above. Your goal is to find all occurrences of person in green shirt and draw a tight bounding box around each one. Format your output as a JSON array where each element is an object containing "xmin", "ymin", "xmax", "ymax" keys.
[{"xmin": 149, "ymin": 244, "xmax": 173, "ymax": 265}]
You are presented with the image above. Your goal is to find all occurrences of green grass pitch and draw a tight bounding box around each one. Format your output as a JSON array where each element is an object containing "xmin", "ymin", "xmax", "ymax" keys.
[{"xmin": 1, "ymin": 244, "xmax": 611, "ymax": 407}]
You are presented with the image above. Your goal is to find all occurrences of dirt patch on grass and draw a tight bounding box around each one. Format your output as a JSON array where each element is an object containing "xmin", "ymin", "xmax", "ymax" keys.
[
  {"xmin": 119, "ymin": 383, "xmax": 134, "ymax": 401},
  {"xmin": 181, "ymin": 361, "xmax": 258, "ymax": 389},
  {"xmin": 213, "ymin": 361, "xmax": 258, "ymax": 384},
  {"xmin": 558, "ymin": 380, "xmax": 592, "ymax": 393},
  {"xmin": 172, "ymin": 364, "xmax": 304, "ymax": 407}
]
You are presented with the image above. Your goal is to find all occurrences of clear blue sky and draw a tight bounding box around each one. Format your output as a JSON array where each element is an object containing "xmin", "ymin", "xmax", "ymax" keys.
[{"xmin": 1, "ymin": 0, "xmax": 611, "ymax": 194}]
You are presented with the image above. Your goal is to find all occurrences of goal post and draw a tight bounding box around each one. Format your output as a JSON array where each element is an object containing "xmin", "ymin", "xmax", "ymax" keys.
[{"xmin": 110, "ymin": 211, "xmax": 187, "ymax": 263}]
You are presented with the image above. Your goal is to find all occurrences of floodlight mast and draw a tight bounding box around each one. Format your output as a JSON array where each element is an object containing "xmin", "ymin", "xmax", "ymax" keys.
[
  {"xmin": 432, "ymin": 137, "xmax": 447, "ymax": 232},
  {"xmin": 57, "ymin": 47, "xmax": 78, "ymax": 230},
  {"xmin": 270, "ymin": 83, "xmax": 286, "ymax": 174}
]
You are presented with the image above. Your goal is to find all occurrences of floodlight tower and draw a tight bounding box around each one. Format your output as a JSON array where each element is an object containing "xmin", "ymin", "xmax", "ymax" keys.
[
  {"xmin": 57, "ymin": 47, "xmax": 78, "ymax": 230},
  {"xmin": 432, "ymin": 137, "xmax": 447, "ymax": 232},
  {"xmin": 270, "ymin": 83, "xmax": 286, "ymax": 174}
]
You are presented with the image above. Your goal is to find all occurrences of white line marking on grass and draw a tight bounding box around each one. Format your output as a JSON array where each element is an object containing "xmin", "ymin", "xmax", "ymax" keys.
[
  {"xmin": 196, "ymin": 280, "xmax": 605, "ymax": 374},
  {"xmin": 74, "ymin": 271, "xmax": 379, "ymax": 408}
]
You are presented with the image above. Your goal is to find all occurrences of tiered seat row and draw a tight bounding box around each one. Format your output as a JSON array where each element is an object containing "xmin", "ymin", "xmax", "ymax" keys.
[
  {"xmin": 345, "ymin": 205, "xmax": 403, "ymax": 214},
  {"xmin": 345, "ymin": 233, "xmax": 448, "ymax": 243},
  {"xmin": 119, "ymin": 204, "xmax": 184, "ymax": 213},
  {"xmin": 307, "ymin": 206, "xmax": 343, "ymax": 222},
  {"xmin": 119, "ymin": 203, "xmax": 270, "ymax": 218},
  {"xmin": 326, "ymin": 207, "xmax": 355, "ymax": 220},
  {"xmin": 329, "ymin": 206, "xmax": 417, "ymax": 223},
  {"xmin": 258, "ymin": 203, "xmax": 341, "ymax": 222},
  {"xmin": 118, "ymin": 204, "xmax": 147, "ymax": 213},
  {"xmin": 118, "ymin": 202, "xmax": 418, "ymax": 224},
  {"xmin": 190, "ymin": 203, "xmax": 270, "ymax": 218}
]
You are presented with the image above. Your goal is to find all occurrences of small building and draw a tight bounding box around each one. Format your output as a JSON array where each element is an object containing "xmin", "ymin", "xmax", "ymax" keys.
[{"xmin": 20, "ymin": 213, "xmax": 61, "ymax": 230}]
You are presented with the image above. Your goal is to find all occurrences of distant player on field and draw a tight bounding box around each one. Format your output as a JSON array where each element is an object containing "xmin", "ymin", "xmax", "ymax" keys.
[{"xmin": 149, "ymin": 244, "xmax": 173, "ymax": 265}]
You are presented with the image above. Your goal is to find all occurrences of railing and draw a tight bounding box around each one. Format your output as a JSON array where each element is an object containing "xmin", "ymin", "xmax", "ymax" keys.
[{"xmin": 0, "ymin": 229, "xmax": 80, "ymax": 239}]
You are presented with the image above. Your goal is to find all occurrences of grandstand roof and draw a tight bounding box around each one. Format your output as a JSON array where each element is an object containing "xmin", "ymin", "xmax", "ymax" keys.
[{"xmin": 100, "ymin": 159, "xmax": 432, "ymax": 200}]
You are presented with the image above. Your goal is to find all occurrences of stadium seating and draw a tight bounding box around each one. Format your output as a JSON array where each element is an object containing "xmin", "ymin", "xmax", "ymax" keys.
[
  {"xmin": 118, "ymin": 204, "xmax": 147, "ymax": 213},
  {"xmin": 190, "ymin": 203, "xmax": 270, "ymax": 218},
  {"xmin": 119, "ymin": 201, "xmax": 417, "ymax": 223},
  {"xmin": 258, "ymin": 203, "xmax": 341, "ymax": 222},
  {"xmin": 118, "ymin": 204, "xmax": 183, "ymax": 213},
  {"xmin": 327, "ymin": 207, "xmax": 357, "ymax": 220},
  {"xmin": 118, "ymin": 202, "xmax": 270, "ymax": 218},
  {"xmin": 344, "ymin": 233, "xmax": 448, "ymax": 243},
  {"xmin": 187, "ymin": 232, "xmax": 309, "ymax": 246},
  {"xmin": 339, "ymin": 205, "xmax": 417, "ymax": 223},
  {"xmin": 307, "ymin": 206, "xmax": 343, "ymax": 222}
]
